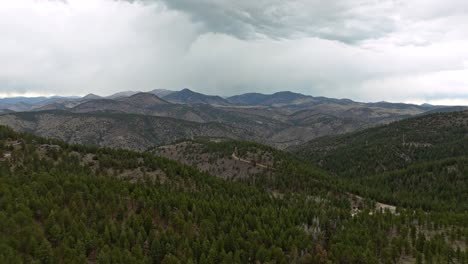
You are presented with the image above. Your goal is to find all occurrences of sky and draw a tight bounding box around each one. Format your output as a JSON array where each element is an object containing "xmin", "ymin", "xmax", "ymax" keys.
[{"xmin": 1, "ymin": 0, "xmax": 468, "ymax": 105}]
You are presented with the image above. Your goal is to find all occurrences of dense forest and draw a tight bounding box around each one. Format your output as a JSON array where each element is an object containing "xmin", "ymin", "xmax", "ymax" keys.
[
  {"xmin": 294, "ymin": 111, "xmax": 468, "ymax": 212},
  {"xmin": 1, "ymin": 125, "xmax": 467, "ymax": 263},
  {"xmin": 293, "ymin": 111, "xmax": 468, "ymax": 176},
  {"xmin": 343, "ymin": 156, "xmax": 468, "ymax": 212}
]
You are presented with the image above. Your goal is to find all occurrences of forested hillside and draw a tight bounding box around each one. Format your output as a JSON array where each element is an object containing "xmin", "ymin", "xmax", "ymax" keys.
[
  {"xmin": 151, "ymin": 139, "xmax": 342, "ymax": 200},
  {"xmin": 293, "ymin": 111, "xmax": 468, "ymax": 212},
  {"xmin": 292, "ymin": 111, "xmax": 468, "ymax": 176},
  {"xmin": 343, "ymin": 156, "xmax": 468, "ymax": 211},
  {"xmin": 293, "ymin": 111, "xmax": 468, "ymax": 175},
  {"xmin": 1, "ymin": 126, "xmax": 467, "ymax": 263}
]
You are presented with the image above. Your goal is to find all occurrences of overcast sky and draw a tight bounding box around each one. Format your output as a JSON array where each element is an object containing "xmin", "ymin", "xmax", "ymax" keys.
[{"xmin": 1, "ymin": 0, "xmax": 468, "ymax": 105}]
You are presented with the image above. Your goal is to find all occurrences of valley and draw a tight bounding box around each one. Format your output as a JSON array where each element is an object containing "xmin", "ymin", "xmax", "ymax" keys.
[{"xmin": 0, "ymin": 90, "xmax": 467, "ymax": 263}]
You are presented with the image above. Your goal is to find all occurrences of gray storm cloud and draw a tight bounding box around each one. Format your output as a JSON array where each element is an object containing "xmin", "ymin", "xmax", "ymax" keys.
[
  {"xmin": 149, "ymin": 0, "xmax": 398, "ymax": 42},
  {"xmin": 0, "ymin": 0, "xmax": 468, "ymax": 105}
]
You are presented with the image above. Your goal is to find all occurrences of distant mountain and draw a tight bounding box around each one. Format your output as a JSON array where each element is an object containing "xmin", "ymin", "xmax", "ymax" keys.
[
  {"xmin": 118, "ymin": 92, "xmax": 169, "ymax": 106},
  {"xmin": 2, "ymin": 89, "xmax": 466, "ymax": 151},
  {"xmin": 226, "ymin": 93, "xmax": 274, "ymax": 105},
  {"xmin": 227, "ymin": 91, "xmax": 356, "ymax": 107},
  {"xmin": 226, "ymin": 92, "xmax": 443, "ymax": 114},
  {"xmin": 0, "ymin": 111, "xmax": 249, "ymax": 151},
  {"xmin": 106, "ymin": 89, "xmax": 175, "ymax": 99},
  {"xmin": 0, "ymin": 96, "xmax": 49, "ymax": 105},
  {"xmin": 0, "ymin": 109, "xmax": 15, "ymax": 114},
  {"xmin": 366, "ymin": 101, "xmax": 432, "ymax": 111},
  {"xmin": 227, "ymin": 91, "xmax": 309, "ymax": 106},
  {"xmin": 34, "ymin": 102, "xmax": 70, "ymax": 111},
  {"xmin": 36, "ymin": 96, "xmax": 80, "ymax": 105},
  {"xmin": 150, "ymin": 89, "xmax": 175, "ymax": 97},
  {"xmin": 163, "ymin": 88, "xmax": 231, "ymax": 105},
  {"xmin": 72, "ymin": 99, "xmax": 132, "ymax": 114},
  {"xmin": 82, "ymin": 93, "xmax": 102, "ymax": 100},
  {"xmin": 32, "ymin": 95, "xmax": 95, "ymax": 111},
  {"xmin": 106, "ymin": 91, "xmax": 141, "ymax": 99},
  {"xmin": 4, "ymin": 102, "xmax": 34, "ymax": 112},
  {"xmin": 71, "ymin": 94, "xmax": 236, "ymax": 123},
  {"xmin": 0, "ymin": 96, "xmax": 63, "ymax": 112},
  {"xmin": 72, "ymin": 93, "xmax": 171, "ymax": 117}
]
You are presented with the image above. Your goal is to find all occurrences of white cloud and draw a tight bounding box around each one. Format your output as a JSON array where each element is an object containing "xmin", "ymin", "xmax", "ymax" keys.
[
  {"xmin": 358, "ymin": 69, "xmax": 468, "ymax": 103},
  {"xmin": 0, "ymin": 0, "xmax": 467, "ymax": 105},
  {"xmin": 0, "ymin": 0, "xmax": 201, "ymax": 96}
]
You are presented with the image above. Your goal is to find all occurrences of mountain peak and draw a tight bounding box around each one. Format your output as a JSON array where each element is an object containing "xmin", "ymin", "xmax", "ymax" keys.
[
  {"xmin": 150, "ymin": 89, "xmax": 175, "ymax": 97},
  {"xmin": 122, "ymin": 92, "xmax": 169, "ymax": 105},
  {"xmin": 179, "ymin": 88, "xmax": 197, "ymax": 94},
  {"xmin": 163, "ymin": 89, "xmax": 230, "ymax": 105}
]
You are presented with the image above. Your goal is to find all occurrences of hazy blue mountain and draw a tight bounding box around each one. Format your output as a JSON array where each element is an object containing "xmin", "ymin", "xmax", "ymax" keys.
[
  {"xmin": 150, "ymin": 89, "xmax": 175, "ymax": 97},
  {"xmin": 106, "ymin": 91, "xmax": 141, "ymax": 99},
  {"xmin": 227, "ymin": 91, "xmax": 356, "ymax": 107},
  {"xmin": 163, "ymin": 88, "xmax": 231, "ymax": 105}
]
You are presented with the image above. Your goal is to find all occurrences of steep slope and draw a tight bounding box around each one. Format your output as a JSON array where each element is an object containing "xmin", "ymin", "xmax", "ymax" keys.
[
  {"xmin": 163, "ymin": 88, "xmax": 231, "ymax": 105},
  {"xmin": 293, "ymin": 110, "xmax": 468, "ymax": 177}
]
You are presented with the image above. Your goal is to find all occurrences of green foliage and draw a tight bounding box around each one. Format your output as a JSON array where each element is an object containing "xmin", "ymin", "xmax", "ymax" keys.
[
  {"xmin": 295, "ymin": 111, "xmax": 468, "ymax": 211},
  {"xmin": 0, "ymin": 125, "xmax": 466, "ymax": 263},
  {"xmin": 345, "ymin": 157, "xmax": 468, "ymax": 211},
  {"xmin": 296, "ymin": 111, "xmax": 468, "ymax": 174}
]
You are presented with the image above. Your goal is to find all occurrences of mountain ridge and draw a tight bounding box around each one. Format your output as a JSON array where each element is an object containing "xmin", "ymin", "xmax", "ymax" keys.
[{"xmin": 162, "ymin": 88, "xmax": 232, "ymax": 105}]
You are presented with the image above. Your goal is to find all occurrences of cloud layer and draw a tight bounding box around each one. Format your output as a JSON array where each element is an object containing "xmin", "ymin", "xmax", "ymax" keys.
[{"xmin": 0, "ymin": 0, "xmax": 468, "ymax": 104}]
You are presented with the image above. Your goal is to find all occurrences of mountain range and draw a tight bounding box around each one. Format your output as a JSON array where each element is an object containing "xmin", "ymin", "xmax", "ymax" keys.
[{"xmin": 1, "ymin": 89, "xmax": 466, "ymax": 150}]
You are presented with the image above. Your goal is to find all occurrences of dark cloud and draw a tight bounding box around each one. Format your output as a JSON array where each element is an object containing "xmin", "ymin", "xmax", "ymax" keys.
[{"xmin": 149, "ymin": 0, "xmax": 399, "ymax": 43}]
